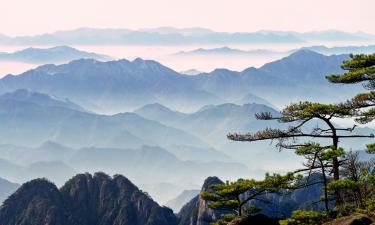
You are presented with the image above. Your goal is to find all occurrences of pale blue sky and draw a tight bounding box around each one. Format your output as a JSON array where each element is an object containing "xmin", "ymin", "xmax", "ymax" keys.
[{"xmin": 1, "ymin": 0, "xmax": 374, "ymax": 36}]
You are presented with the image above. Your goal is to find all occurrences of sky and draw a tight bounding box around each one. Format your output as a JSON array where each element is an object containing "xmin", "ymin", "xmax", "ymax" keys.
[{"xmin": 1, "ymin": 0, "xmax": 375, "ymax": 36}]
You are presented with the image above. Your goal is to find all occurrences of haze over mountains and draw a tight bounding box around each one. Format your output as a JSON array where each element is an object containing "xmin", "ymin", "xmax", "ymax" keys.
[
  {"xmin": 1, "ymin": 28, "xmax": 374, "ymax": 45},
  {"xmin": 0, "ymin": 47, "xmax": 373, "ymax": 210},
  {"xmin": 176, "ymin": 45, "xmax": 375, "ymax": 57},
  {"xmin": 0, "ymin": 49, "xmax": 364, "ymax": 113},
  {"xmin": 0, "ymin": 46, "xmax": 111, "ymax": 64}
]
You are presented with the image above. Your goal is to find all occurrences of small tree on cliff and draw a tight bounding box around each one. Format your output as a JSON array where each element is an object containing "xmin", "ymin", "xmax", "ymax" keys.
[
  {"xmin": 327, "ymin": 53, "xmax": 375, "ymax": 153},
  {"xmin": 201, "ymin": 173, "xmax": 296, "ymax": 224},
  {"xmin": 291, "ymin": 143, "xmax": 342, "ymax": 212},
  {"xmin": 227, "ymin": 101, "xmax": 374, "ymax": 207}
]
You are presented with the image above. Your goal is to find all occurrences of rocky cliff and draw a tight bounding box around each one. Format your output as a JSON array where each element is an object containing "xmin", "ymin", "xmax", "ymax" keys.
[{"xmin": 0, "ymin": 172, "xmax": 177, "ymax": 225}]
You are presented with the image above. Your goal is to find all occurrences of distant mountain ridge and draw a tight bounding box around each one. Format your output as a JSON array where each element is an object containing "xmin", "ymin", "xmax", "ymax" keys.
[
  {"xmin": 0, "ymin": 177, "xmax": 19, "ymax": 205},
  {"xmin": 0, "ymin": 90, "xmax": 208, "ymax": 148},
  {"xmin": 1, "ymin": 28, "xmax": 374, "ymax": 45},
  {"xmin": 0, "ymin": 46, "xmax": 112, "ymax": 64},
  {"xmin": 0, "ymin": 58, "xmax": 222, "ymax": 113},
  {"xmin": 0, "ymin": 49, "xmax": 359, "ymax": 113},
  {"xmin": 176, "ymin": 46, "xmax": 280, "ymax": 56},
  {"xmin": 0, "ymin": 89, "xmax": 85, "ymax": 111}
]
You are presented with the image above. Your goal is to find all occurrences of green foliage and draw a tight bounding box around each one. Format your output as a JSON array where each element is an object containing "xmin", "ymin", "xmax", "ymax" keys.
[
  {"xmin": 327, "ymin": 53, "xmax": 375, "ymax": 146},
  {"xmin": 211, "ymin": 214, "xmax": 236, "ymax": 225},
  {"xmin": 366, "ymin": 143, "xmax": 375, "ymax": 154},
  {"xmin": 327, "ymin": 53, "xmax": 375, "ymax": 87},
  {"xmin": 281, "ymin": 101, "xmax": 354, "ymax": 122},
  {"xmin": 244, "ymin": 206, "xmax": 261, "ymax": 215},
  {"xmin": 201, "ymin": 173, "xmax": 297, "ymax": 224},
  {"xmin": 279, "ymin": 210, "xmax": 327, "ymax": 225},
  {"xmin": 365, "ymin": 198, "xmax": 375, "ymax": 211},
  {"xmin": 327, "ymin": 179, "xmax": 358, "ymax": 191}
]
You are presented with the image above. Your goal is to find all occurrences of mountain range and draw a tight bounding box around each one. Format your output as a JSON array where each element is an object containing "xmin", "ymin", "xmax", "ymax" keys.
[
  {"xmin": 1, "ymin": 28, "xmax": 374, "ymax": 45},
  {"xmin": 174, "ymin": 45, "xmax": 375, "ymax": 59},
  {"xmin": 0, "ymin": 49, "xmax": 363, "ymax": 113},
  {"xmin": 176, "ymin": 47, "xmax": 280, "ymax": 56},
  {"xmin": 0, "ymin": 49, "xmax": 373, "ymax": 209},
  {"xmin": 0, "ymin": 46, "xmax": 111, "ymax": 64}
]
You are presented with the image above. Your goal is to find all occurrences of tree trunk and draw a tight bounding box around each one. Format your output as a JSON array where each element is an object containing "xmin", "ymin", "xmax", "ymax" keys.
[
  {"xmin": 323, "ymin": 117, "xmax": 343, "ymax": 207},
  {"xmin": 332, "ymin": 137, "xmax": 343, "ymax": 207},
  {"xmin": 319, "ymin": 157, "xmax": 329, "ymax": 213}
]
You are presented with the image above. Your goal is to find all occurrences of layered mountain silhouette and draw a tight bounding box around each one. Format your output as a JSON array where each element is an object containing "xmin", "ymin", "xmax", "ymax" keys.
[
  {"xmin": 69, "ymin": 146, "xmax": 247, "ymax": 185},
  {"xmin": 0, "ymin": 58, "xmax": 221, "ymax": 113},
  {"xmin": 0, "ymin": 46, "xmax": 111, "ymax": 64},
  {"xmin": 191, "ymin": 50, "xmax": 359, "ymax": 106},
  {"xmin": 176, "ymin": 47, "xmax": 279, "ymax": 56},
  {"xmin": 135, "ymin": 102, "xmax": 280, "ymax": 146},
  {"xmin": 0, "ymin": 90, "xmax": 207, "ymax": 148},
  {"xmin": 0, "ymin": 28, "xmax": 373, "ymax": 45},
  {"xmin": 0, "ymin": 50, "xmax": 360, "ymax": 113},
  {"xmin": 0, "ymin": 177, "xmax": 19, "ymax": 204},
  {"xmin": 0, "ymin": 89, "xmax": 85, "ymax": 111},
  {"xmin": 0, "ymin": 172, "xmax": 177, "ymax": 225},
  {"xmin": 166, "ymin": 189, "xmax": 200, "ymax": 212}
]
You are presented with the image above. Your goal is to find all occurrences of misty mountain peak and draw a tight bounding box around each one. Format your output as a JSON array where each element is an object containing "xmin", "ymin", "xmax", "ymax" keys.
[{"xmin": 288, "ymin": 49, "xmax": 324, "ymax": 58}]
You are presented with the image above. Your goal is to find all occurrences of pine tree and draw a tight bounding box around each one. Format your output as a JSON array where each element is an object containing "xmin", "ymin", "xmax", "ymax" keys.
[
  {"xmin": 201, "ymin": 173, "xmax": 295, "ymax": 224},
  {"xmin": 228, "ymin": 101, "xmax": 374, "ymax": 207},
  {"xmin": 327, "ymin": 53, "xmax": 375, "ymax": 153}
]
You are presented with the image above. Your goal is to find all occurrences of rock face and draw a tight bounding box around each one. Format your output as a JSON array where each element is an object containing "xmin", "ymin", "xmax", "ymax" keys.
[
  {"xmin": 178, "ymin": 176, "xmax": 227, "ymax": 225},
  {"xmin": 323, "ymin": 214, "xmax": 373, "ymax": 225},
  {"xmin": 0, "ymin": 179, "xmax": 75, "ymax": 225},
  {"xmin": 0, "ymin": 172, "xmax": 178, "ymax": 225}
]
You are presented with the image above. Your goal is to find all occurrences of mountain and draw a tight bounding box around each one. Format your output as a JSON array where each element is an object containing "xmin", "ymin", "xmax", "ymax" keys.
[
  {"xmin": 0, "ymin": 172, "xmax": 178, "ymax": 225},
  {"xmin": 297, "ymin": 30, "xmax": 375, "ymax": 42},
  {"xmin": 134, "ymin": 102, "xmax": 280, "ymax": 147},
  {"xmin": 178, "ymin": 176, "xmax": 227, "ymax": 225},
  {"xmin": 0, "ymin": 58, "xmax": 221, "ymax": 113},
  {"xmin": 0, "ymin": 141, "xmax": 75, "ymax": 165},
  {"xmin": 191, "ymin": 50, "xmax": 360, "ymax": 106},
  {"xmin": 0, "ymin": 157, "xmax": 75, "ymax": 186},
  {"xmin": 164, "ymin": 145, "xmax": 232, "ymax": 162},
  {"xmin": 139, "ymin": 27, "xmax": 214, "ymax": 36},
  {"xmin": 0, "ymin": 177, "xmax": 19, "ymax": 205},
  {"xmin": 0, "ymin": 89, "xmax": 85, "ymax": 111},
  {"xmin": 299, "ymin": 45, "xmax": 375, "ymax": 55},
  {"xmin": 2, "ymin": 28, "xmax": 374, "ymax": 45},
  {"xmin": 0, "ymin": 159, "xmax": 24, "ymax": 182},
  {"xmin": 166, "ymin": 189, "xmax": 200, "ymax": 212},
  {"xmin": 134, "ymin": 103, "xmax": 187, "ymax": 125},
  {"xmin": 0, "ymin": 50, "xmax": 363, "ymax": 113},
  {"xmin": 176, "ymin": 47, "xmax": 279, "ymax": 56},
  {"xmin": 174, "ymin": 103, "xmax": 280, "ymax": 146},
  {"xmin": 68, "ymin": 145, "xmax": 248, "ymax": 186},
  {"xmin": 178, "ymin": 175, "xmax": 325, "ymax": 223},
  {"xmin": 0, "ymin": 92, "xmax": 208, "ymax": 148},
  {"xmin": 0, "ymin": 46, "xmax": 112, "ymax": 64},
  {"xmin": 27, "ymin": 161, "xmax": 77, "ymax": 186},
  {"xmin": 0, "ymin": 28, "xmax": 304, "ymax": 45},
  {"xmin": 236, "ymin": 93, "xmax": 276, "ymax": 108}
]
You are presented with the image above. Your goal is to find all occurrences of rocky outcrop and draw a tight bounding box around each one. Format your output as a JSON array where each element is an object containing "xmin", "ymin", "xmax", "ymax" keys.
[
  {"xmin": 0, "ymin": 178, "xmax": 75, "ymax": 225},
  {"xmin": 178, "ymin": 176, "xmax": 227, "ymax": 225},
  {"xmin": 0, "ymin": 172, "xmax": 177, "ymax": 225},
  {"xmin": 323, "ymin": 214, "xmax": 373, "ymax": 225}
]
